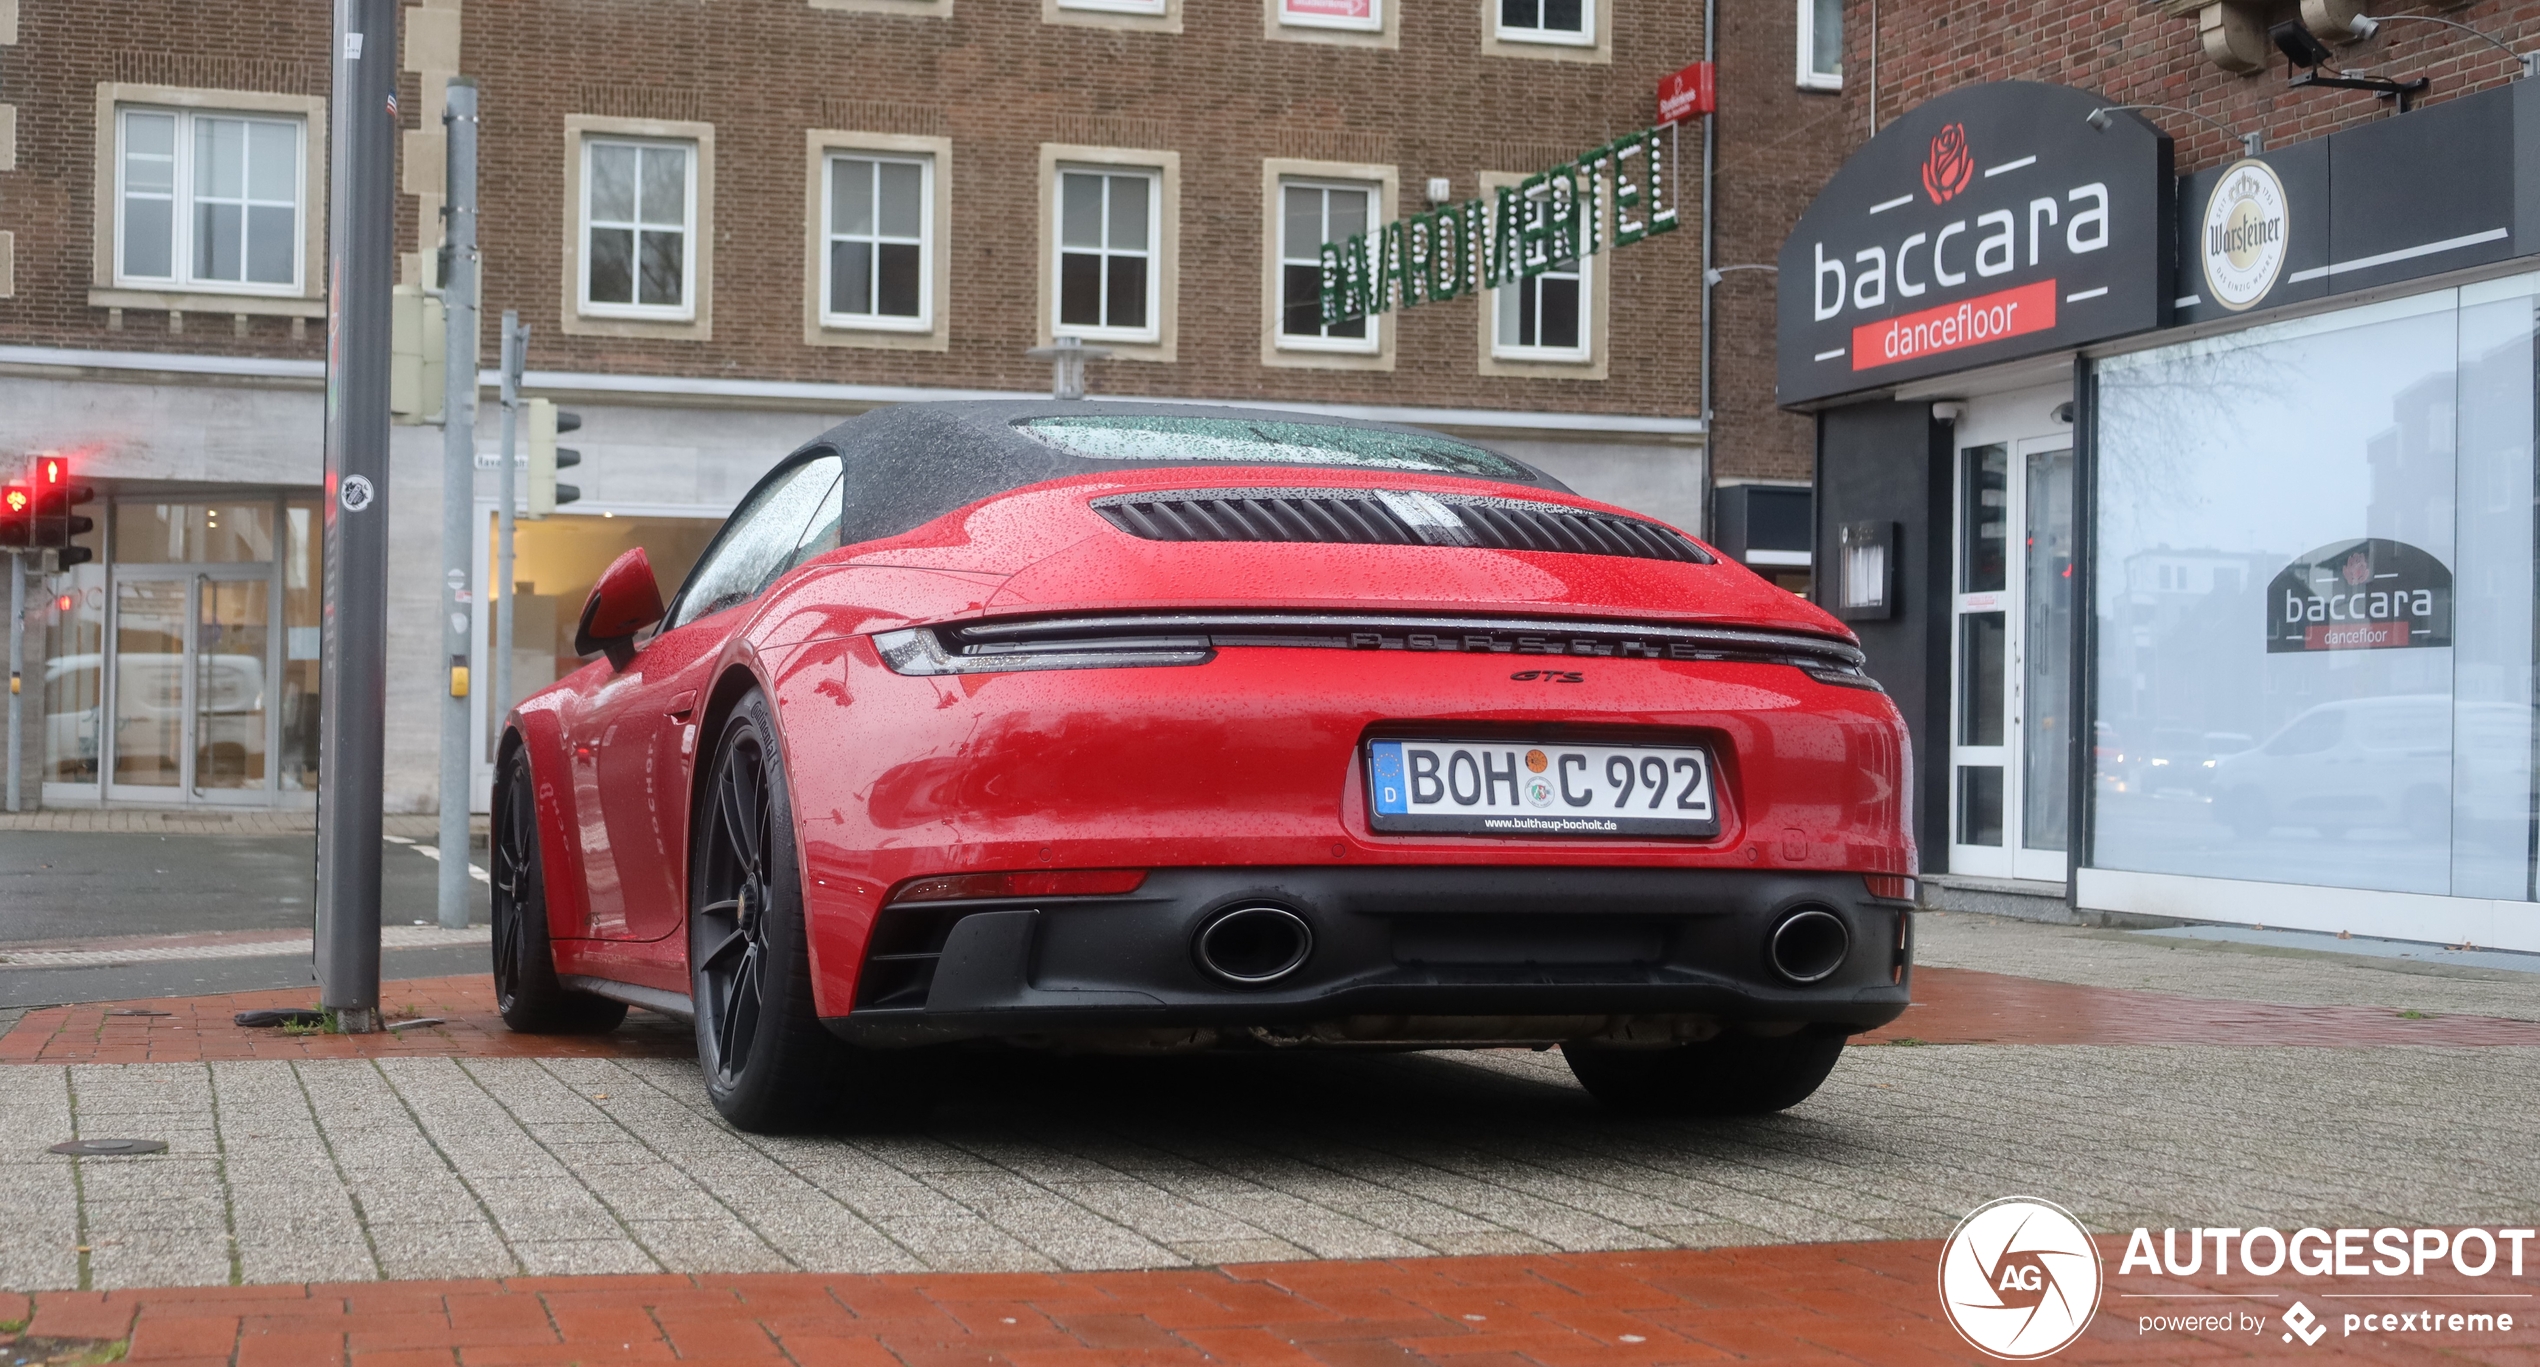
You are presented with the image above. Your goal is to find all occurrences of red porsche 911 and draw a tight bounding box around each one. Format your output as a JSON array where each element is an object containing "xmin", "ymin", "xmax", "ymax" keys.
[{"xmin": 492, "ymin": 401, "xmax": 1914, "ymax": 1132}]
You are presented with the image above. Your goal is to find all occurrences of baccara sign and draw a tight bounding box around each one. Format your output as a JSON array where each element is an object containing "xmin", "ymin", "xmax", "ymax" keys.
[
  {"xmin": 1776, "ymin": 82, "xmax": 2173, "ymax": 405},
  {"xmin": 1318, "ymin": 125, "xmax": 1682, "ymax": 328}
]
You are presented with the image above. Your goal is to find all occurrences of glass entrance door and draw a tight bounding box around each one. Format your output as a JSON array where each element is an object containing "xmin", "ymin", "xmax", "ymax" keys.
[
  {"xmin": 104, "ymin": 566, "xmax": 278, "ymax": 804},
  {"xmin": 1950, "ymin": 420, "xmax": 2074, "ymax": 882}
]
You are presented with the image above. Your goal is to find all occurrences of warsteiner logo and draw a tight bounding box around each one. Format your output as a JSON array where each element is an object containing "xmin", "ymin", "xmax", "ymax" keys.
[
  {"xmin": 1923, "ymin": 123, "xmax": 1974, "ymax": 204},
  {"xmin": 1940, "ymin": 1198, "xmax": 2103, "ymax": 1359}
]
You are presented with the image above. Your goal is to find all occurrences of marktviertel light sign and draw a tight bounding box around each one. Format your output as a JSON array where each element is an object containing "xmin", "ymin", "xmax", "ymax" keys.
[
  {"xmin": 1776, "ymin": 81, "xmax": 2173, "ymax": 406},
  {"xmin": 1319, "ymin": 125, "xmax": 1682, "ymax": 328}
]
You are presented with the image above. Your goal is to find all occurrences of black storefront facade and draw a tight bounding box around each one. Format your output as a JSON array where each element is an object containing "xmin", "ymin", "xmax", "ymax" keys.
[{"xmin": 1779, "ymin": 78, "xmax": 2540, "ymax": 953}]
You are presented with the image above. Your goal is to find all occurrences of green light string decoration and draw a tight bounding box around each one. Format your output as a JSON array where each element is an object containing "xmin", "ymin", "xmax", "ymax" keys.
[{"xmin": 1319, "ymin": 124, "xmax": 1680, "ymax": 328}]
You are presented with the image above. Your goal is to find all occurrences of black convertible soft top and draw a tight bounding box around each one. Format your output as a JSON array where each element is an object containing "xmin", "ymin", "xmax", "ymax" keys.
[{"xmin": 791, "ymin": 400, "xmax": 1570, "ymax": 551}]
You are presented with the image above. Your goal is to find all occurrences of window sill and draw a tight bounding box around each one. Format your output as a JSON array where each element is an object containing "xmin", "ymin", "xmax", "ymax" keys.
[
  {"xmin": 1797, "ymin": 73, "xmax": 1844, "ymax": 92},
  {"xmin": 806, "ymin": 317, "xmax": 948, "ymax": 351},
  {"xmin": 1479, "ymin": 23, "xmax": 1607, "ymax": 63},
  {"xmin": 1044, "ymin": 0, "xmax": 1181, "ymax": 32},
  {"xmin": 563, "ymin": 308, "xmax": 713, "ymax": 342},
  {"xmin": 91, "ymin": 287, "xmax": 325, "ymax": 318},
  {"xmin": 808, "ymin": 0, "xmax": 953, "ymax": 15}
]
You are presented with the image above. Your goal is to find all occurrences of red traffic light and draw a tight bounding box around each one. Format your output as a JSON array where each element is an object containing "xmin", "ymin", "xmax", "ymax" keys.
[
  {"xmin": 56, "ymin": 594, "xmax": 75, "ymax": 612},
  {"xmin": 38, "ymin": 455, "xmax": 65, "ymax": 485},
  {"xmin": 0, "ymin": 483, "xmax": 29, "ymax": 549}
]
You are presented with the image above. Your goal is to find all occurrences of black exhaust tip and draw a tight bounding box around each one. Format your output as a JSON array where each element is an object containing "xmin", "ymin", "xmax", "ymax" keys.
[
  {"xmin": 1768, "ymin": 907, "xmax": 1851, "ymax": 983},
  {"xmin": 1195, "ymin": 905, "xmax": 1313, "ymax": 985}
]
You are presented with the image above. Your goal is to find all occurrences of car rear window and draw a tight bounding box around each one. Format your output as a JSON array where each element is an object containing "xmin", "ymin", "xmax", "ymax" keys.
[{"xmin": 1016, "ymin": 415, "xmax": 1529, "ymax": 480}]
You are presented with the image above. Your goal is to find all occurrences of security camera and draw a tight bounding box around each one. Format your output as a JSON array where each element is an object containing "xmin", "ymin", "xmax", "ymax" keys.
[{"xmin": 2271, "ymin": 20, "xmax": 2337, "ymax": 69}]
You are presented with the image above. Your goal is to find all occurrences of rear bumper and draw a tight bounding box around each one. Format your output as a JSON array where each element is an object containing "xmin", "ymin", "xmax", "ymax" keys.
[{"xmin": 828, "ymin": 867, "xmax": 1912, "ymax": 1048}]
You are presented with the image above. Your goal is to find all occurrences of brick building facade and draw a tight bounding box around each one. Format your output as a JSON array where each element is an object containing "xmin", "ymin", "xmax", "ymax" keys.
[
  {"xmin": 1780, "ymin": 0, "xmax": 2540, "ymax": 948},
  {"xmin": 0, "ymin": 0, "xmax": 1852, "ymax": 811}
]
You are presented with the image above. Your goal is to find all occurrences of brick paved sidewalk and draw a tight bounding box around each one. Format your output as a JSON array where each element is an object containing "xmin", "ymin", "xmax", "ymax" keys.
[
  {"xmin": 5, "ymin": 966, "xmax": 2535, "ymax": 1065},
  {"xmin": 7, "ymin": 1237, "xmax": 2530, "ymax": 1367}
]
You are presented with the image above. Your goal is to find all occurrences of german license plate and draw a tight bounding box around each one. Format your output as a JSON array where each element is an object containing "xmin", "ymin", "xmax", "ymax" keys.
[{"xmin": 1365, "ymin": 738, "xmax": 1719, "ymax": 837}]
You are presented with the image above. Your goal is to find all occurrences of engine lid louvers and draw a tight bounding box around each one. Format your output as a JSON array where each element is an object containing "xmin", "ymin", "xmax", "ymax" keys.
[{"xmin": 1092, "ymin": 488, "xmax": 1712, "ymax": 565}]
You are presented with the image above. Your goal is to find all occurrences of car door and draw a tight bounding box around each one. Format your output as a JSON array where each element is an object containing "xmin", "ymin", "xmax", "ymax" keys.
[{"xmin": 583, "ymin": 455, "xmax": 845, "ymax": 942}]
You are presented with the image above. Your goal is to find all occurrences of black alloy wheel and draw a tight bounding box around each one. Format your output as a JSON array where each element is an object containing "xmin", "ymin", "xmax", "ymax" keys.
[
  {"xmin": 490, "ymin": 748, "xmax": 627, "ymax": 1034},
  {"xmin": 690, "ymin": 689, "xmax": 846, "ymax": 1131},
  {"xmin": 1562, "ymin": 1028, "xmax": 1847, "ymax": 1117}
]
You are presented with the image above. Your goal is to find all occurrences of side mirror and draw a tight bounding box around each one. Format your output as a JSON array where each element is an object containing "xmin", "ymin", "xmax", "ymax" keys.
[{"xmin": 574, "ymin": 547, "xmax": 666, "ymax": 670}]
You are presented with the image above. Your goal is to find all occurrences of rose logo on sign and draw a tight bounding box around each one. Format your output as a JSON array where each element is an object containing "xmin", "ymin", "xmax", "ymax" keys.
[{"xmin": 1922, "ymin": 123, "xmax": 1974, "ymax": 204}]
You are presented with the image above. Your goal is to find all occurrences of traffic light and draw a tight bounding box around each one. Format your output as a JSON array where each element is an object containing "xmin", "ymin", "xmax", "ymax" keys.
[
  {"xmin": 524, "ymin": 399, "xmax": 582, "ymax": 519},
  {"xmin": 0, "ymin": 483, "xmax": 31, "ymax": 549},
  {"xmin": 32, "ymin": 454, "xmax": 97, "ymax": 569}
]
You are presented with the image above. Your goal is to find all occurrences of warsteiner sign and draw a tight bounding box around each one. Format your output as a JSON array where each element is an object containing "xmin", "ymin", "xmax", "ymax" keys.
[
  {"xmin": 1777, "ymin": 82, "xmax": 2172, "ymax": 405},
  {"xmin": 2267, "ymin": 538, "xmax": 2453, "ymax": 653},
  {"xmin": 1320, "ymin": 125, "xmax": 1679, "ymax": 327}
]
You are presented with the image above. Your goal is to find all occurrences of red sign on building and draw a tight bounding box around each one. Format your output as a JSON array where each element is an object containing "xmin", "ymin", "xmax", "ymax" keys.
[{"xmin": 1657, "ymin": 61, "xmax": 1714, "ymax": 124}]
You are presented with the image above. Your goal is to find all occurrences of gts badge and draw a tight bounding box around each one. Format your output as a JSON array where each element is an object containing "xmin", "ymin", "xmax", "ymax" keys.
[{"xmin": 1509, "ymin": 669, "xmax": 1584, "ymax": 684}]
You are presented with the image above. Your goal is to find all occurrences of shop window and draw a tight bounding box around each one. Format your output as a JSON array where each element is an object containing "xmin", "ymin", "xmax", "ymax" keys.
[
  {"xmin": 1796, "ymin": 0, "xmax": 1842, "ymax": 90},
  {"xmin": 1499, "ymin": 0, "xmax": 1590, "ymax": 44},
  {"xmin": 2091, "ymin": 279, "xmax": 2540, "ymax": 901},
  {"xmin": 1056, "ymin": 166, "xmax": 1160, "ymax": 343},
  {"xmin": 823, "ymin": 153, "xmax": 932, "ymax": 330},
  {"xmin": 1278, "ymin": 180, "xmax": 1375, "ymax": 351},
  {"xmin": 115, "ymin": 107, "xmax": 305, "ymax": 293}
]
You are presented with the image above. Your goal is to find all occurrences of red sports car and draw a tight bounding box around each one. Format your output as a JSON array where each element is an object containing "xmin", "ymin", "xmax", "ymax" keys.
[{"xmin": 493, "ymin": 402, "xmax": 1914, "ymax": 1131}]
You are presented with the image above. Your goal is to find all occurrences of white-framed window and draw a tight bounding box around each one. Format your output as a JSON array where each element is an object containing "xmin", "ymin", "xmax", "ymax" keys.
[
  {"xmin": 821, "ymin": 152, "xmax": 932, "ymax": 330},
  {"xmin": 580, "ymin": 137, "xmax": 695, "ymax": 319},
  {"xmin": 114, "ymin": 107, "xmax": 305, "ymax": 294},
  {"xmin": 1798, "ymin": 0, "xmax": 1843, "ymax": 89},
  {"xmin": 1497, "ymin": 0, "xmax": 1589, "ymax": 45},
  {"xmin": 1494, "ymin": 255, "xmax": 1588, "ymax": 359},
  {"xmin": 1278, "ymin": 180, "xmax": 1375, "ymax": 351},
  {"xmin": 1056, "ymin": 166, "xmax": 1160, "ymax": 342},
  {"xmin": 1278, "ymin": 0, "xmax": 1379, "ymax": 32}
]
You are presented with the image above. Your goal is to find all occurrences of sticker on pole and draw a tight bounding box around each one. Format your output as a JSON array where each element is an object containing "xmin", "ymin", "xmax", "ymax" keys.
[
  {"xmin": 339, "ymin": 474, "xmax": 376, "ymax": 513},
  {"xmin": 1938, "ymin": 1197, "xmax": 2102, "ymax": 1358}
]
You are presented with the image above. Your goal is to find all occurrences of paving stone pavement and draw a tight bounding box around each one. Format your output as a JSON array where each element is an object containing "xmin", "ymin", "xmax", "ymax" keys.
[
  {"xmin": 2, "ymin": 1038, "xmax": 2533, "ymax": 1293},
  {"xmin": 1915, "ymin": 911, "xmax": 2540, "ymax": 1021}
]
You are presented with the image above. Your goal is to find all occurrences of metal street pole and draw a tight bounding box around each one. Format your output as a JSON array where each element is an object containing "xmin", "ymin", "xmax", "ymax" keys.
[
  {"xmin": 315, "ymin": 0, "xmax": 400, "ymax": 1033},
  {"xmin": 6, "ymin": 551, "xmax": 21, "ymax": 814},
  {"xmin": 494, "ymin": 314, "xmax": 524, "ymax": 745},
  {"xmin": 435, "ymin": 78, "xmax": 479, "ymax": 931}
]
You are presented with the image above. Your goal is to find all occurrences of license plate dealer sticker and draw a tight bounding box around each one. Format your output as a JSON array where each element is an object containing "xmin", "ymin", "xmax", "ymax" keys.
[{"xmin": 1365, "ymin": 739, "xmax": 1719, "ymax": 838}]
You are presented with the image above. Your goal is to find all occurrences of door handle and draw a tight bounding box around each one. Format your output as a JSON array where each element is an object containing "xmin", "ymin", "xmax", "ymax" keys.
[{"xmin": 666, "ymin": 690, "xmax": 697, "ymax": 719}]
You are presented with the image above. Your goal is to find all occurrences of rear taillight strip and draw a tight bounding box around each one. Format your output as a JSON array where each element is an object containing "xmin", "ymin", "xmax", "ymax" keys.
[{"xmin": 876, "ymin": 611, "xmax": 1876, "ymax": 684}]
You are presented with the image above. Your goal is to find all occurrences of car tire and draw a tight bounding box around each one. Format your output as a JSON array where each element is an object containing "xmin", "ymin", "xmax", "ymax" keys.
[
  {"xmin": 690, "ymin": 689, "xmax": 849, "ymax": 1133},
  {"xmin": 491, "ymin": 747, "xmax": 629, "ymax": 1035},
  {"xmin": 1562, "ymin": 1028, "xmax": 1847, "ymax": 1117}
]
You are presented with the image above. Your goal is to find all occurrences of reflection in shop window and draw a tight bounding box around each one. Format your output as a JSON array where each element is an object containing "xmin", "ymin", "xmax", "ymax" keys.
[{"xmin": 2091, "ymin": 281, "xmax": 2537, "ymax": 900}]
